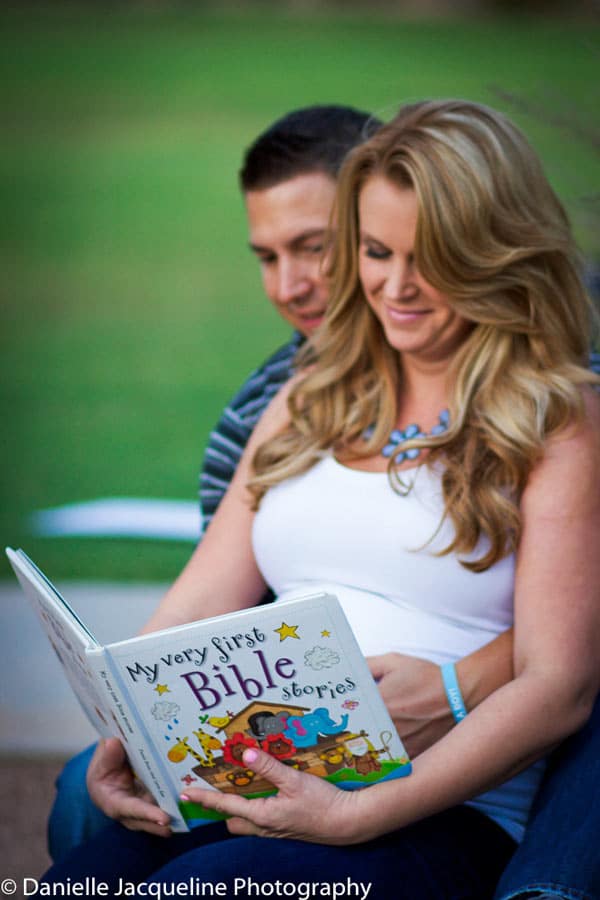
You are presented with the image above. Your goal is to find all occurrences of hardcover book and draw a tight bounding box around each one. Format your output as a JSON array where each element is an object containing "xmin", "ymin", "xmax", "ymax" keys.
[{"xmin": 6, "ymin": 547, "xmax": 411, "ymax": 832}]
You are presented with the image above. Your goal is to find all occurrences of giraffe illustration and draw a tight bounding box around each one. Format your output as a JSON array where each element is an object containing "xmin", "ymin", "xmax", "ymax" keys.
[
  {"xmin": 192, "ymin": 728, "xmax": 223, "ymax": 768},
  {"xmin": 167, "ymin": 736, "xmax": 205, "ymax": 766}
]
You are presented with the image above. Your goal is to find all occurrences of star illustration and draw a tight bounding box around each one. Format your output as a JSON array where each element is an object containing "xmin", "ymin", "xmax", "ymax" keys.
[
  {"xmin": 321, "ymin": 629, "xmax": 331, "ymax": 638},
  {"xmin": 274, "ymin": 621, "xmax": 300, "ymax": 641},
  {"xmin": 154, "ymin": 683, "xmax": 170, "ymax": 695}
]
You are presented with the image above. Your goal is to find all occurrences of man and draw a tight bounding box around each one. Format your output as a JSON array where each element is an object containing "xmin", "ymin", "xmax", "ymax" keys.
[
  {"xmin": 49, "ymin": 105, "xmax": 600, "ymax": 900},
  {"xmin": 199, "ymin": 105, "xmax": 354, "ymax": 534}
]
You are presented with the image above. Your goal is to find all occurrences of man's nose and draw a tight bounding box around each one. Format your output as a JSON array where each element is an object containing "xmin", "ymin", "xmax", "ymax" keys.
[{"xmin": 276, "ymin": 259, "xmax": 311, "ymax": 305}]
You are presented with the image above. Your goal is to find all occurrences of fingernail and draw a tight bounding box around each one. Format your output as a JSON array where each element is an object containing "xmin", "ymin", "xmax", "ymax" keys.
[
  {"xmin": 243, "ymin": 748, "xmax": 258, "ymax": 764},
  {"xmin": 180, "ymin": 793, "xmax": 190, "ymax": 801}
]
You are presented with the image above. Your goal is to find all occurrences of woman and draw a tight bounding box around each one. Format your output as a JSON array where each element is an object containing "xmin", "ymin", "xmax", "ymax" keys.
[{"xmin": 43, "ymin": 100, "xmax": 600, "ymax": 899}]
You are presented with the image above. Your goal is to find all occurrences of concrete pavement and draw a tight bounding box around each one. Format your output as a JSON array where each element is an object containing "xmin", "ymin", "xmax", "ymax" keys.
[{"xmin": 0, "ymin": 580, "xmax": 166, "ymax": 755}]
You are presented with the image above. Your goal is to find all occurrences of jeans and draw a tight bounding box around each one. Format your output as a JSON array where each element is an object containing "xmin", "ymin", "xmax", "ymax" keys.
[
  {"xmin": 48, "ymin": 698, "xmax": 600, "ymax": 898},
  {"xmin": 494, "ymin": 694, "xmax": 600, "ymax": 900},
  {"xmin": 42, "ymin": 805, "xmax": 515, "ymax": 900},
  {"xmin": 47, "ymin": 743, "xmax": 109, "ymax": 863}
]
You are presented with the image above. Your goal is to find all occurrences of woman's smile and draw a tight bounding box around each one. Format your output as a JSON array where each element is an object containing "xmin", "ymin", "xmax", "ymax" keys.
[{"xmin": 358, "ymin": 176, "xmax": 471, "ymax": 366}]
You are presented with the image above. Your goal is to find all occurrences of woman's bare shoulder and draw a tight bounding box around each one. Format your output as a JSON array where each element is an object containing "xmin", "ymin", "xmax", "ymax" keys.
[
  {"xmin": 550, "ymin": 386, "xmax": 600, "ymax": 453},
  {"xmin": 523, "ymin": 386, "xmax": 600, "ymax": 514}
]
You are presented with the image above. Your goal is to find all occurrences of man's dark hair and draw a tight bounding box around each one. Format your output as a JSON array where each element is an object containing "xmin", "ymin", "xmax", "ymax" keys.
[{"xmin": 240, "ymin": 104, "xmax": 381, "ymax": 192}]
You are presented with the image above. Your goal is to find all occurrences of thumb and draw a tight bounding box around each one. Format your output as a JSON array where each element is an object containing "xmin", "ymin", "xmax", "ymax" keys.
[
  {"xmin": 242, "ymin": 747, "xmax": 301, "ymax": 794},
  {"xmin": 94, "ymin": 737, "xmax": 128, "ymax": 776}
]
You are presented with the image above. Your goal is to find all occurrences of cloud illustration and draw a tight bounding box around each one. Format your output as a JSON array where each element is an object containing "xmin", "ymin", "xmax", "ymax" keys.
[
  {"xmin": 151, "ymin": 701, "xmax": 181, "ymax": 721},
  {"xmin": 304, "ymin": 645, "xmax": 341, "ymax": 670}
]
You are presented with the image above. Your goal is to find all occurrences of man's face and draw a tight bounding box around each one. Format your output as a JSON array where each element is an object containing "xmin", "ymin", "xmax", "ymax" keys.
[{"xmin": 245, "ymin": 172, "xmax": 337, "ymax": 336}]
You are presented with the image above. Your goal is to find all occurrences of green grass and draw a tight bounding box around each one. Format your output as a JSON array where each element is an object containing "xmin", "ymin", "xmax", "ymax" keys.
[{"xmin": 1, "ymin": 6, "xmax": 598, "ymax": 579}]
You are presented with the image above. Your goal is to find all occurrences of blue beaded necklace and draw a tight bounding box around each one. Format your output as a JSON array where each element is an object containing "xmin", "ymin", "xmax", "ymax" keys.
[{"xmin": 364, "ymin": 408, "xmax": 450, "ymax": 464}]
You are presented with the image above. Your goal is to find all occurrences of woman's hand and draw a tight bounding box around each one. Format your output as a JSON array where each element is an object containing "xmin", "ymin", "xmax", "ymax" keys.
[
  {"xmin": 181, "ymin": 748, "xmax": 364, "ymax": 845},
  {"xmin": 86, "ymin": 738, "xmax": 172, "ymax": 837},
  {"xmin": 368, "ymin": 653, "xmax": 453, "ymax": 757}
]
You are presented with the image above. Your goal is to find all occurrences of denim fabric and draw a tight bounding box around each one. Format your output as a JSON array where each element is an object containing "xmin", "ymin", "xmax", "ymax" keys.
[
  {"xmin": 47, "ymin": 742, "xmax": 110, "ymax": 863},
  {"xmin": 42, "ymin": 805, "xmax": 516, "ymax": 900},
  {"xmin": 49, "ymin": 697, "xmax": 600, "ymax": 898},
  {"xmin": 49, "ymin": 692, "xmax": 600, "ymax": 895},
  {"xmin": 494, "ymin": 696, "xmax": 600, "ymax": 900}
]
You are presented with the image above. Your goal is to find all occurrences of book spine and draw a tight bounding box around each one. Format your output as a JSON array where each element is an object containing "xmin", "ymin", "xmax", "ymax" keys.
[{"xmin": 86, "ymin": 649, "xmax": 189, "ymax": 832}]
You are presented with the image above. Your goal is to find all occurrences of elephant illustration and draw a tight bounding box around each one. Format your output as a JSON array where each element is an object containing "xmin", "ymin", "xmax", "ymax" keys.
[
  {"xmin": 283, "ymin": 707, "xmax": 349, "ymax": 748},
  {"xmin": 246, "ymin": 710, "xmax": 290, "ymax": 740}
]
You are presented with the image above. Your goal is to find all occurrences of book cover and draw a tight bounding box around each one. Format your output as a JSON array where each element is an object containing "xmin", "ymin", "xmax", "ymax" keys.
[
  {"xmin": 6, "ymin": 547, "xmax": 411, "ymax": 832},
  {"xmin": 6, "ymin": 547, "xmax": 114, "ymax": 739},
  {"xmin": 6, "ymin": 547, "xmax": 185, "ymax": 827}
]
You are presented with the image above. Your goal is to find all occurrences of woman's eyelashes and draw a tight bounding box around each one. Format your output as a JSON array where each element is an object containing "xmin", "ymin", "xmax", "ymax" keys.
[{"xmin": 362, "ymin": 242, "xmax": 392, "ymax": 260}]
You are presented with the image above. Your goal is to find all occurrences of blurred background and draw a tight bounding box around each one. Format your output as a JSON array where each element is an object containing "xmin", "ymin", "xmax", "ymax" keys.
[
  {"xmin": 0, "ymin": 0, "xmax": 598, "ymax": 877},
  {"xmin": 1, "ymin": 0, "xmax": 599, "ymax": 583}
]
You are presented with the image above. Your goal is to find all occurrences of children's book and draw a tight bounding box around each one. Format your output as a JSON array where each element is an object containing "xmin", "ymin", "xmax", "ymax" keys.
[{"xmin": 6, "ymin": 547, "xmax": 411, "ymax": 832}]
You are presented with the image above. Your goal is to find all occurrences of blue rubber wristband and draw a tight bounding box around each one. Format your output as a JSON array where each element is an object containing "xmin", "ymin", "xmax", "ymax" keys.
[{"xmin": 441, "ymin": 662, "xmax": 468, "ymax": 723}]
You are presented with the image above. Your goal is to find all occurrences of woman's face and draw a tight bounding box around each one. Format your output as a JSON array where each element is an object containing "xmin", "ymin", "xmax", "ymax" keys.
[{"xmin": 358, "ymin": 176, "xmax": 472, "ymax": 367}]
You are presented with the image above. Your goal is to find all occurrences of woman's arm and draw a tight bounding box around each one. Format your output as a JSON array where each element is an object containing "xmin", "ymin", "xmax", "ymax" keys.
[
  {"xmin": 456, "ymin": 628, "xmax": 514, "ymax": 709},
  {"xmin": 188, "ymin": 396, "xmax": 600, "ymax": 843},
  {"xmin": 140, "ymin": 379, "xmax": 296, "ymax": 635},
  {"xmin": 365, "ymin": 401, "xmax": 600, "ymax": 835},
  {"xmin": 87, "ymin": 379, "xmax": 296, "ymax": 831}
]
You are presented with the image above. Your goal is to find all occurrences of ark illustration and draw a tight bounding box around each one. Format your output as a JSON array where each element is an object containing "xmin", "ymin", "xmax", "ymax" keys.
[{"xmin": 166, "ymin": 699, "xmax": 408, "ymax": 797}]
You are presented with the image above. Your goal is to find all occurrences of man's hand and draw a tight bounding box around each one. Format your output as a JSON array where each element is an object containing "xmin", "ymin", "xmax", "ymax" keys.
[
  {"xmin": 86, "ymin": 738, "xmax": 172, "ymax": 837},
  {"xmin": 368, "ymin": 653, "xmax": 453, "ymax": 757}
]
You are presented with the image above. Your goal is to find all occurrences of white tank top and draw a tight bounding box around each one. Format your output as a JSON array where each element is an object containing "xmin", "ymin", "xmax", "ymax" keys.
[
  {"xmin": 252, "ymin": 455, "xmax": 543, "ymax": 842},
  {"xmin": 253, "ymin": 456, "xmax": 514, "ymax": 663}
]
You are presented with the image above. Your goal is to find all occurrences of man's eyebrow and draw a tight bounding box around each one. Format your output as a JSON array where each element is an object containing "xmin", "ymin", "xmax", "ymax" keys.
[
  {"xmin": 289, "ymin": 227, "xmax": 329, "ymax": 247},
  {"xmin": 249, "ymin": 228, "xmax": 329, "ymax": 255},
  {"xmin": 248, "ymin": 242, "xmax": 271, "ymax": 254}
]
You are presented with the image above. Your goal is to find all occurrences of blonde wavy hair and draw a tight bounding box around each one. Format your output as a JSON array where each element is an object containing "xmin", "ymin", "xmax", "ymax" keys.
[{"xmin": 248, "ymin": 99, "xmax": 598, "ymax": 572}]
